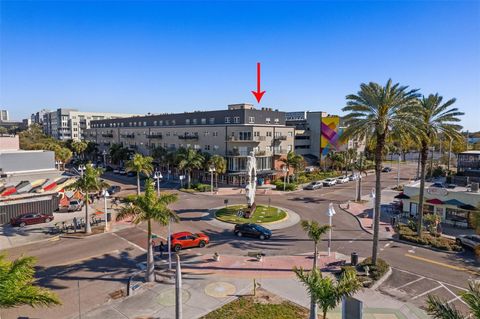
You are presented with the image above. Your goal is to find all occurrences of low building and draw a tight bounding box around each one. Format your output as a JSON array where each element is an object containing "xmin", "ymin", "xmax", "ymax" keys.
[
  {"xmin": 457, "ymin": 151, "xmax": 480, "ymax": 177},
  {"xmin": 401, "ymin": 181, "xmax": 480, "ymax": 229},
  {"xmin": 85, "ymin": 103, "xmax": 295, "ymax": 184}
]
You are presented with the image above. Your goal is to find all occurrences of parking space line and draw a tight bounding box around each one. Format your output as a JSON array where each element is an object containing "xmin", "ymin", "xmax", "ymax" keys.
[
  {"xmin": 412, "ymin": 285, "xmax": 442, "ymax": 300},
  {"xmin": 440, "ymin": 283, "xmax": 468, "ymax": 306},
  {"xmin": 394, "ymin": 276, "xmax": 425, "ymax": 290},
  {"xmin": 392, "ymin": 268, "xmax": 468, "ymax": 292}
]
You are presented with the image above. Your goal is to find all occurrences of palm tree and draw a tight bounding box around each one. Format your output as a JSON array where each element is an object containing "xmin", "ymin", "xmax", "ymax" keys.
[
  {"xmin": 342, "ymin": 79, "xmax": 421, "ymax": 265},
  {"xmin": 177, "ymin": 147, "xmax": 205, "ymax": 189},
  {"xmin": 71, "ymin": 140, "xmax": 88, "ymax": 160},
  {"xmin": 300, "ymin": 219, "xmax": 330, "ymax": 319},
  {"xmin": 208, "ymin": 155, "xmax": 227, "ymax": 188},
  {"xmin": 415, "ymin": 94, "xmax": 464, "ymax": 237},
  {"xmin": 426, "ymin": 281, "xmax": 480, "ymax": 319},
  {"xmin": 116, "ymin": 180, "xmax": 178, "ymax": 282},
  {"xmin": 55, "ymin": 147, "xmax": 72, "ymax": 170},
  {"xmin": 281, "ymin": 151, "xmax": 304, "ymax": 182},
  {"xmin": 109, "ymin": 143, "xmax": 130, "ymax": 166},
  {"xmin": 0, "ymin": 254, "xmax": 61, "ymax": 309},
  {"xmin": 294, "ymin": 266, "xmax": 361, "ymax": 319},
  {"xmin": 68, "ymin": 164, "xmax": 108, "ymax": 234},
  {"xmin": 326, "ymin": 151, "xmax": 344, "ymax": 171},
  {"xmin": 126, "ymin": 153, "xmax": 154, "ymax": 195}
]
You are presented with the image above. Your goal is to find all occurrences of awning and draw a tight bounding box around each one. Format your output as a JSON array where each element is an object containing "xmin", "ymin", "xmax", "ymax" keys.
[
  {"xmin": 394, "ymin": 193, "xmax": 410, "ymax": 199},
  {"xmin": 459, "ymin": 204, "xmax": 477, "ymax": 210},
  {"xmin": 443, "ymin": 199, "xmax": 467, "ymax": 206},
  {"xmin": 426, "ymin": 198, "xmax": 444, "ymax": 205}
]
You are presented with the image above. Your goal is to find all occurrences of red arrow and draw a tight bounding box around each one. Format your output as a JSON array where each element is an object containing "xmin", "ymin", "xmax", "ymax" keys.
[{"xmin": 251, "ymin": 62, "xmax": 266, "ymax": 103}]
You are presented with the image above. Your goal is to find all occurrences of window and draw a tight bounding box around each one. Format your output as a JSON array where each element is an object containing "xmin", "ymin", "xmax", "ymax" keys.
[
  {"xmin": 410, "ymin": 203, "xmax": 418, "ymax": 216},
  {"xmin": 213, "ymin": 145, "xmax": 219, "ymax": 150},
  {"xmin": 204, "ymin": 145, "xmax": 210, "ymax": 150},
  {"xmin": 266, "ymin": 131, "xmax": 272, "ymax": 137},
  {"xmin": 204, "ymin": 131, "xmax": 210, "ymax": 136},
  {"xmin": 159, "ymin": 120, "xmax": 163, "ymax": 126},
  {"xmin": 201, "ymin": 118, "xmax": 206, "ymax": 124},
  {"xmin": 234, "ymin": 117, "xmax": 240, "ymax": 124},
  {"xmin": 225, "ymin": 117, "xmax": 231, "ymax": 124},
  {"xmin": 165, "ymin": 120, "xmax": 169, "ymax": 125},
  {"xmin": 248, "ymin": 117, "xmax": 255, "ymax": 123},
  {"xmin": 446, "ymin": 208, "xmax": 469, "ymax": 222},
  {"xmin": 265, "ymin": 118, "xmax": 271, "ymax": 124},
  {"xmin": 288, "ymin": 131, "xmax": 293, "ymax": 137},
  {"xmin": 275, "ymin": 131, "xmax": 281, "ymax": 137},
  {"xmin": 172, "ymin": 120, "xmax": 176, "ymax": 125},
  {"xmin": 239, "ymin": 132, "xmax": 252, "ymax": 140},
  {"xmin": 254, "ymin": 131, "xmax": 260, "ymax": 137},
  {"xmin": 166, "ymin": 132, "xmax": 171, "ymax": 136},
  {"xmin": 192, "ymin": 119, "xmax": 197, "ymax": 125},
  {"xmin": 265, "ymin": 146, "xmax": 271, "ymax": 152},
  {"xmin": 213, "ymin": 131, "xmax": 218, "ymax": 137},
  {"xmin": 143, "ymin": 122, "xmax": 147, "ymax": 126},
  {"xmin": 186, "ymin": 119, "xmax": 190, "ymax": 125},
  {"xmin": 274, "ymin": 118, "xmax": 279, "ymax": 124},
  {"xmin": 154, "ymin": 121, "xmax": 157, "ymax": 126},
  {"xmin": 209, "ymin": 118, "xmax": 215, "ymax": 124}
]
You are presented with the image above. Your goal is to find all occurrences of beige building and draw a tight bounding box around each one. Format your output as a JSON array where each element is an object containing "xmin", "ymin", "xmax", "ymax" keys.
[{"xmin": 84, "ymin": 104, "xmax": 295, "ymax": 184}]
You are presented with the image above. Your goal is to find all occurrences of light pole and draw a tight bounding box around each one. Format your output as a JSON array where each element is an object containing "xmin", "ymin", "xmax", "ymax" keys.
[
  {"xmin": 397, "ymin": 152, "xmax": 401, "ymax": 188},
  {"xmin": 154, "ymin": 171, "xmax": 163, "ymax": 197},
  {"xmin": 102, "ymin": 190, "xmax": 110, "ymax": 232},
  {"xmin": 282, "ymin": 166, "xmax": 288, "ymax": 191},
  {"xmin": 327, "ymin": 203, "xmax": 336, "ymax": 257},
  {"xmin": 370, "ymin": 188, "xmax": 376, "ymax": 228},
  {"xmin": 208, "ymin": 165, "xmax": 215, "ymax": 195}
]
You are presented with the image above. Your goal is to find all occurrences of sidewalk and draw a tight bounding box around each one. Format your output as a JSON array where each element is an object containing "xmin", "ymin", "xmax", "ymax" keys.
[{"xmin": 78, "ymin": 253, "xmax": 428, "ymax": 319}]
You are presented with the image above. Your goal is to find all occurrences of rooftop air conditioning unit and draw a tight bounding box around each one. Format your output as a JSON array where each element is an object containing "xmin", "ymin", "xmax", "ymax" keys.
[{"xmin": 471, "ymin": 182, "xmax": 479, "ymax": 193}]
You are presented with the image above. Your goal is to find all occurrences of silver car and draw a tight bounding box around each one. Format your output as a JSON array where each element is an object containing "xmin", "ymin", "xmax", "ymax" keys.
[
  {"xmin": 323, "ymin": 178, "xmax": 337, "ymax": 187},
  {"xmin": 304, "ymin": 181, "xmax": 323, "ymax": 190},
  {"xmin": 336, "ymin": 176, "xmax": 349, "ymax": 184},
  {"xmin": 456, "ymin": 234, "xmax": 480, "ymax": 250}
]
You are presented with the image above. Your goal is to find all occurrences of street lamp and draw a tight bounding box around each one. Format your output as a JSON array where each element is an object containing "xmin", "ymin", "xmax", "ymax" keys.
[
  {"xmin": 154, "ymin": 170, "xmax": 163, "ymax": 196},
  {"xmin": 327, "ymin": 203, "xmax": 336, "ymax": 257},
  {"xmin": 102, "ymin": 190, "xmax": 110, "ymax": 232},
  {"xmin": 370, "ymin": 188, "xmax": 376, "ymax": 228},
  {"xmin": 282, "ymin": 166, "xmax": 288, "ymax": 191},
  {"xmin": 208, "ymin": 165, "xmax": 216, "ymax": 195}
]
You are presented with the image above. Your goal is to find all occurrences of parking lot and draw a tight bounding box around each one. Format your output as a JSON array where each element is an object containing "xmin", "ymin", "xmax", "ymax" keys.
[{"xmin": 379, "ymin": 267, "xmax": 470, "ymax": 314}]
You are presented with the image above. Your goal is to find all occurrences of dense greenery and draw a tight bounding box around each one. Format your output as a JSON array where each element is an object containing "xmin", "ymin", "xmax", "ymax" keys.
[
  {"xmin": 272, "ymin": 180, "xmax": 297, "ymax": 191},
  {"xmin": 215, "ymin": 205, "xmax": 287, "ymax": 224},
  {"xmin": 126, "ymin": 153, "xmax": 154, "ymax": 195},
  {"xmin": 397, "ymin": 225, "xmax": 461, "ymax": 251},
  {"xmin": 358, "ymin": 257, "xmax": 389, "ymax": 281},
  {"xmin": 0, "ymin": 254, "xmax": 60, "ymax": 308},
  {"xmin": 116, "ymin": 180, "xmax": 178, "ymax": 282},
  {"xmin": 177, "ymin": 147, "xmax": 205, "ymax": 189},
  {"xmin": 201, "ymin": 295, "xmax": 309, "ymax": 319}
]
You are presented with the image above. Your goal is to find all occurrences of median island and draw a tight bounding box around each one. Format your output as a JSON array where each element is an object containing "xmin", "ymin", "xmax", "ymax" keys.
[{"xmin": 215, "ymin": 205, "xmax": 287, "ymax": 224}]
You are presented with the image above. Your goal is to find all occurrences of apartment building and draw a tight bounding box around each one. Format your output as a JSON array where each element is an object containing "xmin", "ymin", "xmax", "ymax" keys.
[
  {"xmin": 42, "ymin": 108, "xmax": 140, "ymax": 140},
  {"xmin": 85, "ymin": 104, "xmax": 295, "ymax": 184},
  {"xmin": 0, "ymin": 110, "xmax": 9, "ymax": 122}
]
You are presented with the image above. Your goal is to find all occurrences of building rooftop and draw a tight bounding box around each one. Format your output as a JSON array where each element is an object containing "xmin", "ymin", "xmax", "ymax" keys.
[
  {"xmin": 406, "ymin": 181, "xmax": 480, "ymax": 195},
  {"xmin": 459, "ymin": 151, "xmax": 480, "ymax": 155}
]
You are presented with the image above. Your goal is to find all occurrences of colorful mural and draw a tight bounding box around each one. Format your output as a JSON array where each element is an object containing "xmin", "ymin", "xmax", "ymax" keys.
[{"xmin": 320, "ymin": 116, "xmax": 343, "ymax": 156}]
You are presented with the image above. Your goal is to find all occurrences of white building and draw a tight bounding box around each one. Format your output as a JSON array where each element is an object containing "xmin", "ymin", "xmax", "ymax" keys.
[
  {"xmin": 0, "ymin": 110, "xmax": 9, "ymax": 122},
  {"xmin": 42, "ymin": 108, "xmax": 140, "ymax": 140}
]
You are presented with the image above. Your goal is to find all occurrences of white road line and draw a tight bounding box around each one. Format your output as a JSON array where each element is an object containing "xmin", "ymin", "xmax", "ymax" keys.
[
  {"xmin": 447, "ymin": 296, "xmax": 461, "ymax": 304},
  {"xmin": 392, "ymin": 267, "xmax": 468, "ymax": 292},
  {"xmin": 394, "ymin": 276, "xmax": 426, "ymax": 290},
  {"xmin": 111, "ymin": 232, "xmax": 147, "ymax": 252},
  {"xmin": 412, "ymin": 285, "xmax": 443, "ymax": 300},
  {"xmin": 440, "ymin": 283, "xmax": 468, "ymax": 306}
]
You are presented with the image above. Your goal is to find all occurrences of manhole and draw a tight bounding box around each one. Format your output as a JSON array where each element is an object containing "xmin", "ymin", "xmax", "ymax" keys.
[{"xmin": 204, "ymin": 282, "xmax": 236, "ymax": 298}]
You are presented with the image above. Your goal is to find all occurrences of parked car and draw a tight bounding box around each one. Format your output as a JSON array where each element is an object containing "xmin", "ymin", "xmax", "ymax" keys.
[
  {"xmin": 11, "ymin": 213, "xmax": 53, "ymax": 227},
  {"xmin": 113, "ymin": 169, "xmax": 120, "ymax": 174},
  {"xmin": 234, "ymin": 223, "xmax": 272, "ymax": 240},
  {"xmin": 456, "ymin": 234, "xmax": 480, "ymax": 250},
  {"xmin": 431, "ymin": 182, "xmax": 446, "ymax": 188},
  {"xmin": 336, "ymin": 176, "xmax": 349, "ymax": 184},
  {"xmin": 382, "ymin": 167, "xmax": 392, "ymax": 172},
  {"xmin": 304, "ymin": 181, "xmax": 323, "ymax": 190},
  {"xmin": 127, "ymin": 171, "xmax": 135, "ymax": 177},
  {"xmin": 119, "ymin": 169, "xmax": 127, "ymax": 175},
  {"xmin": 171, "ymin": 231, "xmax": 210, "ymax": 252},
  {"xmin": 348, "ymin": 174, "xmax": 359, "ymax": 181},
  {"xmin": 323, "ymin": 178, "xmax": 337, "ymax": 187},
  {"xmin": 68, "ymin": 199, "xmax": 84, "ymax": 212},
  {"xmin": 107, "ymin": 185, "xmax": 121, "ymax": 195}
]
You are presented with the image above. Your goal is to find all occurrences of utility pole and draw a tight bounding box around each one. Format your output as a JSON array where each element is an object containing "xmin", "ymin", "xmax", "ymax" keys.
[{"xmin": 175, "ymin": 254, "xmax": 183, "ymax": 319}]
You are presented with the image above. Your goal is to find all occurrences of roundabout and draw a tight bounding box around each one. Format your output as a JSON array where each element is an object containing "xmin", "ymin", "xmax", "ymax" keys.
[{"xmin": 214, "ymin": 204, "xmax": 287, "ymax": 224}]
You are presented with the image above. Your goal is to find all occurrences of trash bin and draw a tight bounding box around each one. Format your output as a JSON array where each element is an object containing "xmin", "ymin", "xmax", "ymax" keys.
[
  {"xmin": 107, "ymin": 212, "xmax": 112, "ymax": 222},
  {"xmin": 351, "ymin": 252, "xmax": 358, "ymax": 266}
]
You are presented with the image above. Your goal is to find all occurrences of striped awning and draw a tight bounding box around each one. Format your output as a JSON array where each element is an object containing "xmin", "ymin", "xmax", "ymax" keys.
[{"xmin": 443, "ymin": 199, "xmax": 467, "ymax": 207}]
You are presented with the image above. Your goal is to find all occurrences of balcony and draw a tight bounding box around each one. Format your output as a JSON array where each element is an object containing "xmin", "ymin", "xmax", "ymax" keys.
[
  {"xmin": 121, "ymin": 133, "xmax": 135, "ymax": 139},
  {"xmin": 227, "ymin": 136, "xmax": 265, "ymax": 142},
  {"xmin": 102, "ymin": 133, "xmax": 113, "ymax": 138},
  {"xmin": 274, "ymin": 135, "xmax": 288, "ymax": 141},
  {"xmin": 147, "ymin": 133, "xmax": 163, "ymax": 139},
  {"xmin": 178, "ymin": 135, "xmax": 199, "ymax": 140}
]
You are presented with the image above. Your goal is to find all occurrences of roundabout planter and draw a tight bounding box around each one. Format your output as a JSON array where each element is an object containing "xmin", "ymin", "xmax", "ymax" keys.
[{"xmin": 214, "ymin": 204, "xmax": 288, "ymax": 224}]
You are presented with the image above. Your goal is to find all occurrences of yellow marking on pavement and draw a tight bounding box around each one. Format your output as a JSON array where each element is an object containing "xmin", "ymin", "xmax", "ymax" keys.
[
  {"xmin": 405, "ymin": 254, "xmax": 479, "ymax": 275},
  {"xmin": 49, "ymin": 235, "xmax": 60, "ymax": 242}
]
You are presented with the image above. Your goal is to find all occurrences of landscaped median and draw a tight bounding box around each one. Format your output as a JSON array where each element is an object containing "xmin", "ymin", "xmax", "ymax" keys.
[
  {"xmin": 396, "ymin": 224, "xmax": 462, "ymax": 252},
  {"xmin": 215, "ymin": 205, "xmax": 287, "ymax": 224}
]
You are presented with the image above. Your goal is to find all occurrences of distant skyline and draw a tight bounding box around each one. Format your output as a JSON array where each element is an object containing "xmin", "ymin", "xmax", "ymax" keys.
[{"xmin": 1, "ymin": 1, "xmax": 479, "ymax": 130}]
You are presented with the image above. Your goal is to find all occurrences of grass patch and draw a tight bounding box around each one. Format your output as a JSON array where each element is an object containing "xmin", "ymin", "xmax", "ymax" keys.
[
  {"xmin": 201, "ymin": 292, "xmax": 308, "ymax": 319},
  {"xmin": 215, "ymin": 205, "xmax": 287, "ymax": 224}
]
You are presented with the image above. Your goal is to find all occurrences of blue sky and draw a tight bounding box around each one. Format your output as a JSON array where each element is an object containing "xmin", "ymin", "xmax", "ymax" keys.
[{"xmin": 1, "ymin": 1, "xmax": 479, "ymax": 130}]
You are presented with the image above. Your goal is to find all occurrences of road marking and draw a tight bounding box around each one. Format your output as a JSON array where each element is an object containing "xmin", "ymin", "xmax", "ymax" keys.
[
  {"xmin": 111, "ymin": 232, "xmax": 147, "ymax": 252},
  {"xmin": 412, "ymin": 285, "xmax": 442, "ymax": 300},
  {"xmin": 393, "ymin": 267, "xmax": 468, "ymax": 292},
  {"xmin": 407, "ymin": 246, "xmax": 416, "ymax": 253},
  {"xmin": 404, "ymin": 254, "xmax": 479, "ymax": 275},
  {"xmin": 440, "ymin": 283, "xmax": 468, "ymax": 306},
  {"xmin": 394, "ymin": 276, "xmax": 425, "ymax": 290}
]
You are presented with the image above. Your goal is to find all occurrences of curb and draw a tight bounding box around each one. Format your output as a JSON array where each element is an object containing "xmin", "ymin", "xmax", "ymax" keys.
[
  {"xmin": 338, "ymin": 204, "xmax": 373, "ymax": 235},
  {"xmin": 371, "ymin": 266, "xmax": 392, "ymax": 290}
]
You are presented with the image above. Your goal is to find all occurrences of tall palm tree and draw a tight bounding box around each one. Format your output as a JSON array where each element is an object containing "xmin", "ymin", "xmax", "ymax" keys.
[
  {"xmin": 109, "ymin": 144, "xmax": 130, "ymax": 166},
  {"xmin": 342, "ymin": 79, "xmax": 421, "ymax": 265},
  {"xmin": 126, "ymin": 153, "xmax": 154, "ymax": 195},
  {"xmin": 116, "ymin": 180, "xmax": 178, "ymax": 282},
  {"xmin": 177, "ymin": 147, "xmax": 205, "ymax": 189},
  {"xmin": 415, "ymin": 94, "xmax": 463, "ymax": 237},
  {"xmin": 426, "ymin": 281, "xmax": 480, "ymax": 319},
  {"xmin": 294, "ymin": 266, "xmax": 361, "ymax": 319},
  {"xmin": 68, "ymin": 164, "xmax": 108, "ymax": 234},
  {"xmin": 0, "ymin": 254, "xmax": 61, "ymax": 308},
  {"xmin": 300, "ymin": 219, "xmax": 330, "ymax": 319},
  {"xmin": 281, "ymin": 151, "xmax": 304, "ymax": 182},
  {"xmin": 208, "ymin": 155, "xmax": 227, "ymax": 188}
]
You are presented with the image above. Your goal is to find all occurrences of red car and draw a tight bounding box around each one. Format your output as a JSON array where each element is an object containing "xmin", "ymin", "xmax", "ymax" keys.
[
  {"xmin": 11, "ymin": 213, "xmax": 54, "ymax": 227},
  {"xmin": 171, "ymin": 231, "xmax": 210, "ymax": 252}
]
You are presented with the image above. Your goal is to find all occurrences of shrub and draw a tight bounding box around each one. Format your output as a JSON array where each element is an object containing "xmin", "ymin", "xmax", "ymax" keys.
[
  {"xmin": 273, "ymin": 180, "xmax": 297, "ymax": 191},
  {"xmin": 397, "ymin": 224, "xmax": 461, "ymax": 251},
  {"xmin": 359, "ymin": 257, "xmax": 389, "ymax": 281},
  {"xmin": 179, "ymin": 188, "xmax": 196, "ymax": 193},
  {"xmin": 192, "ymin": 183, "xmax": 212, "ymax": 192}
]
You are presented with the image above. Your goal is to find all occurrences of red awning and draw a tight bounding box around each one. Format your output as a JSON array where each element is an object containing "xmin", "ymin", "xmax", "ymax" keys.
[{"xmin": 426, "ymin": 198, "xmax": 444, "ymax": 205}]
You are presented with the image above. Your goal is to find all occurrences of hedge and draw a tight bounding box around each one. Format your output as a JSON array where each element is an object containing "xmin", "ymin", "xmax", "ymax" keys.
[{"xmin": 397, "ymin": 225, "xmax": 461, "ymax": 251}]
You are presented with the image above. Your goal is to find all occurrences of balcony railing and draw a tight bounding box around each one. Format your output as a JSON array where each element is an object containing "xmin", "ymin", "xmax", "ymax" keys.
[
  {"xmin": 102, "ymin": 133, "xmax": 113, "ymax": 138},
  {"xmin": 227, "ymin": 136, "xmax": 265, "ymax": 142},
  {"xmin": 178, "ymin": 135, "xmax": 199, "ymax": 140},
  {"xmin": 147, "ymin": 133, "xmax": 163, "ymax": 139},
  {"xmin": 274, "ymin": 135, "xmax": 288, "ymax": 141},
  {"xmin": 121, "ymin": 134, "xmax": 135, "ymax": 139}
]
